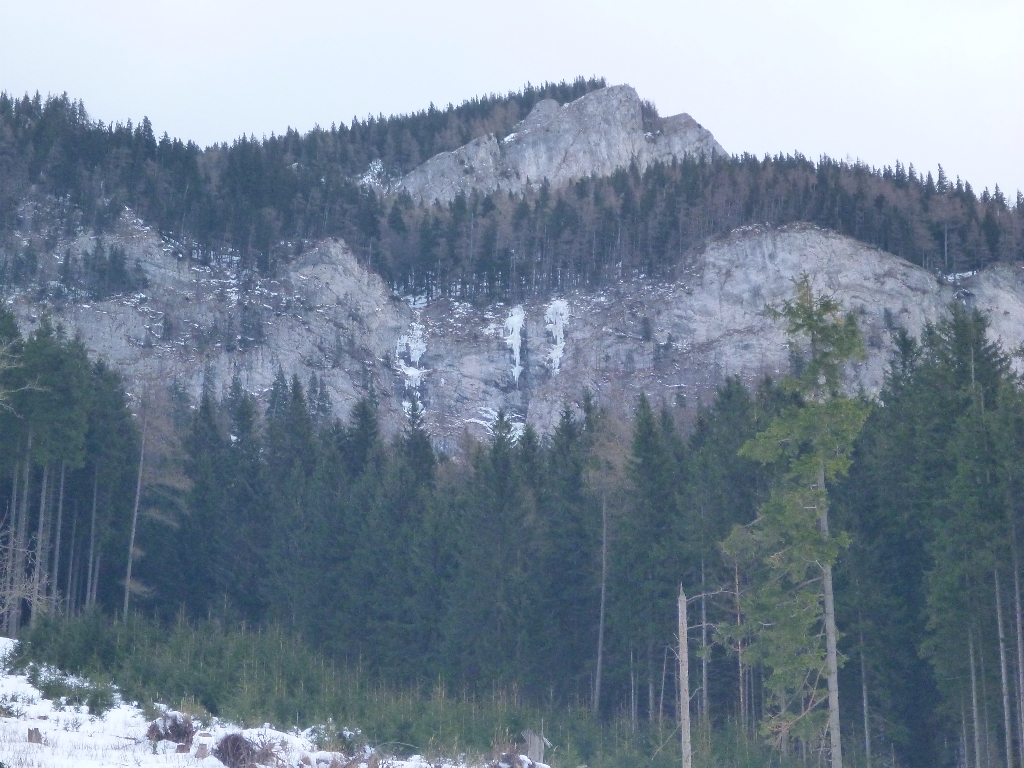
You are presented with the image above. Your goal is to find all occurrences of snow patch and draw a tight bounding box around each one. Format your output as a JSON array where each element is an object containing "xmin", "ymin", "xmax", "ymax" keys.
[
  {"xmin": 359, "ymin": 158, "xmax": 389, "ymax": 189},
  {"xmin": 0, "ymin": 638, "xmax": 495, "ymax": 768},
  {"xmin": 395, "ymin": 321, "xmax": 429, "ymax": 392},
  {"xmin": 544, "ymin": 299, "xmax": 569, "ymax": 373},
  {"xmin": 504, "ymin": 307, "xmax": 526, "ymax": 385},
  {"xmin": 396, "ymin": 323, "xmax": 427, "ymax": 368},
  {"xmin": 465, "ymin": 408, "xmax": 526, "ymax": 442},
  {"xmin": 945, "ymin": 270, "xmax": 978, "ymax": 282}
]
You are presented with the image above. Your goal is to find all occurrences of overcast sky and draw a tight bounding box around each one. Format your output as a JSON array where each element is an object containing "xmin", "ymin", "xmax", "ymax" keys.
[{"xmin": 2, "ymin": 0, "xmax": 1021, "ymax": 194}]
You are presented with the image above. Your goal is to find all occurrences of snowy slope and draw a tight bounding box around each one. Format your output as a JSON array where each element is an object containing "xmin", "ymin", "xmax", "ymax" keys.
[{"xmin": 0, "ymin": 638, "xmax": 549, "ymax": 768}]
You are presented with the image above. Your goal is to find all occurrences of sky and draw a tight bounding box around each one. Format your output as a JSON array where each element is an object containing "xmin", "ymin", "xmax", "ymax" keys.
[{"xmin": 2, "ymin": 0, "xmax": 1022, "ymax": 195}]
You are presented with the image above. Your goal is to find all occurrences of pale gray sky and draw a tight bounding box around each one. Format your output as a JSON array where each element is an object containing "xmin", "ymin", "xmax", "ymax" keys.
[{"xmin": 2, "ymin": 0, "xmax": 1022, "ymax": 194}]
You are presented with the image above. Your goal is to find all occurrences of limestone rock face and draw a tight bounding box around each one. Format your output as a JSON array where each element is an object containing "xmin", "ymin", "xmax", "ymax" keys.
[
  {"xmin": 14, "ymin": 211, "xmax": 1024, "ymax": 449},
  {"xmin": 392, "ymin": 85, "xmax": 726, "ymax": 204}
]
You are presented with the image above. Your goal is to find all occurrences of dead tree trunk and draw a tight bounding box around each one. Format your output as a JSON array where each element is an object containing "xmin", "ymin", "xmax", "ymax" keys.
[
  {"xmin": 122, "ymin": 410, "xmax": 147, "ymax": 621},
  {"xmin": 679, "ymin": 586, "xmax": 692, "ymax": 768}
]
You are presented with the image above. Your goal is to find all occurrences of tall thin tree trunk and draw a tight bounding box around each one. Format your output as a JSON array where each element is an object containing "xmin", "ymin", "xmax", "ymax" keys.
[
  {"xmin": 594, "ymin": 491, "xmax": 607, "ymax": 712},
  {"xmin": 861, "ymin": 637, "xmax": 871, "ymax": 768},
  {"xmin": 630, "ymin": 648, "xmax": 637, "ymax": 730},
  {"xmin": 1012, "ymin": 520, "xmax": 1024, "ymax": 766},
  {"xmin": 701, "ymin": 558, "xmax": 710, "ymax": 733},
  {"xmin": 4, "ymin": 461, "xmax": 19, "ymax": 628},
  {"xmin": 123, "ymin": 409, "xmax": 147, "ymax": 621},
  {"xmin": 982, "ymin": 639, "xmax": 992, "ymax": 767},
  {"xmin": 971, "ymin": 627, "xmax": 983, "ymax": 768},
  {"xmin": 65, "ymin": 501, "xmax": 77, "ymax": 615},
  {"xmin": 962, "ymin": 700, "xmax": 970, "ymax": 768},
  {"xmin": 648, "ymin": 646, "xmax": 656, "ymax": 722},
  {"xmin": 51, "ymin": 462, "xmax": 65, "ymax": 604},
  {"xmin": 819, "ymin": 458, "xmax": 843, "ymax": 768},
  {"xmin": 29, "ymin": 463, "xmax": 50, "ymax": 624},
  {"xmin": 735, "ymin": 563, "xmax": 745, "ymax": 736},
  {"xmin": 85, "ymin": 466, "xmax": 98, "ymax": 607},
  {"xmin": 997, "ymin": 567, "xmax": 1015, "ymax": 768},
  {"xmin": 659, "ymin": 645, "xmax": 668, "ymax": 725},
  {"xmin": 90, "ymin": 551, "xmax": 101, "ymax": 606},
  {"xmin": 10, "ymin": 430, "xmax": 33, "ymax": 634},
  {"xmin": 679, "ymin": 586, "xmax": 692, "ymax": 768}
]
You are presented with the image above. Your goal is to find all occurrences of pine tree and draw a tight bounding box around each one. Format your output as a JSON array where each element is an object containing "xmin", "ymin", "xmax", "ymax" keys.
[
  {"xmin": 616, "ymin": 394, "xmax": 683, "ymax": 722},
  {"xmin": 723, "ymin": 277, "xmax": 868, "ymax": 763}
]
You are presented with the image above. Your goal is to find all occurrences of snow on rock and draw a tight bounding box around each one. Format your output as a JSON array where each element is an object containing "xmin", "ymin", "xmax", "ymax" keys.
[
  {"xmin": 464, "ymin": 408, "xmax": 526, "ymax": 442},
  {"xmin": 544, "ymin": 299, "xmax": 569, "ymax": 374},
  {"xmin": 504, "ymin": 307, "xmax": 526, "ymax": 385},
  {"xmin": 396, "ymin": 321, "xmax": 429, "ymax": 391}
]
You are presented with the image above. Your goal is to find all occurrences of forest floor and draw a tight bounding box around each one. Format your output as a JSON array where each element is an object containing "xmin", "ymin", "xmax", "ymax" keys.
[{"xmin": 0, "ymin": 638, "xmax": 544, "ymax": 768}]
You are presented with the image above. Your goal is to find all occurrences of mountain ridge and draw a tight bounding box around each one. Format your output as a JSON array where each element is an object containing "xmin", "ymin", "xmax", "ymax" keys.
[{"xmin": 2, "ymin": 83, "xmax": 1023, "ymax": 441}]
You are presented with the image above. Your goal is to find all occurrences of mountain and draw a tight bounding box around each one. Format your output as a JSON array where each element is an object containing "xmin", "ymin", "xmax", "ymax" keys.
[
  {"xmin": 2, "ymin": 83, "xmax": 1023, "ymax": 441},
  {"xmin": 382, "ymin": 85, "xmax": 725, "ymax": 204},
  {"xmin": 8, "ymin": 212, "xmax": 1024, "ymax": 445}
]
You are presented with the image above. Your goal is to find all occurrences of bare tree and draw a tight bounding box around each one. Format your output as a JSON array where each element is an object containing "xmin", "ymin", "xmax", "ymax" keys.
[{"xmin": 678, "ymin": 586, "xmax": 692, "ymax": 768}]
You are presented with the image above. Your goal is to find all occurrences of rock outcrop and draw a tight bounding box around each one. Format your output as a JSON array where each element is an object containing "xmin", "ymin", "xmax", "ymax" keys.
[
  {"xmin": 390, "ymin": 85, "xmax": 725, "ymax": 204},
  {"xmin": 10, "ymin": 212, "xmax": 1024, "ymax": 448}
]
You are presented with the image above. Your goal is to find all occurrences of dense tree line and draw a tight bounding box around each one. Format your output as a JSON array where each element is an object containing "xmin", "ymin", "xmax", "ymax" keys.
[
  {"xmin": 149, "ymin": 304, "xmax": 1024, "ymax": 768},
  {"xmin": 0, "ymin": 79, "xmax": 606, "ymax": 273},
  {"xmin": 0, "ymin": 308, "xmax": 142, "ymax": 631},
  {"xmin": 377, "ymin": 155, "xmax": 1024, "ymax": 301},
  {"xmin": 2, "ymin": 83, "xmax": 1022, "ymax": 298},
  {"xmin": 0, "ymin": 299, "xmax": 996, "ymax": 767}
]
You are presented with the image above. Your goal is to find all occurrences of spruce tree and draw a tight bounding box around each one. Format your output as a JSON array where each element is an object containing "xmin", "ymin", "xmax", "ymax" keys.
[{"xmin": 723, "ymin": 277, "xmax": 868, "ymax": 764}]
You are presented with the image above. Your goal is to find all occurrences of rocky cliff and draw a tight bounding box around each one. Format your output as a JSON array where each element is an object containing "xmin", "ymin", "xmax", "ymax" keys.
[
  {"xmin": 9, "ymin": 212, "xmax": 1023, "ymax": 447},
  {"xmin": 388, "ymin": 85, "xmax": 726, "ymax": 204}
]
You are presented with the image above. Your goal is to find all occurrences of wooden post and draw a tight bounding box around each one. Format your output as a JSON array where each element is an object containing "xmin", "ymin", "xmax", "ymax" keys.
[{"xmin": 679, "ymin": 586, "xmax": 692, "ymax": 768}]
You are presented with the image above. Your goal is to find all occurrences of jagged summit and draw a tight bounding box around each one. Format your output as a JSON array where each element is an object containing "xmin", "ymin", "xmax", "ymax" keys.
[{"xmin": 386, "ymin": 85, "xmax": 725, "ymax": 204}]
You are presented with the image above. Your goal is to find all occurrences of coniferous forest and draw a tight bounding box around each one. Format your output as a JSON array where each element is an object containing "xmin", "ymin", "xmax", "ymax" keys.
[
  {"xmin": 1, "ymin": 81, "xmax": 1022, "ymax": 297},
  {"xmin": 3, "ymin": 290, "xmax": 1024, "ymax": 768},
  {"xmin": 3, "ymin": 80, "xmax": 1024, "ymax": 767}
]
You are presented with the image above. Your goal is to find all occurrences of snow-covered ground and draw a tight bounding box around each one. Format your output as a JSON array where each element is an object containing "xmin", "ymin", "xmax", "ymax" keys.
[{"xmin": 0, "ymin": 637, "xmax": 549, "ymax": 768}]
